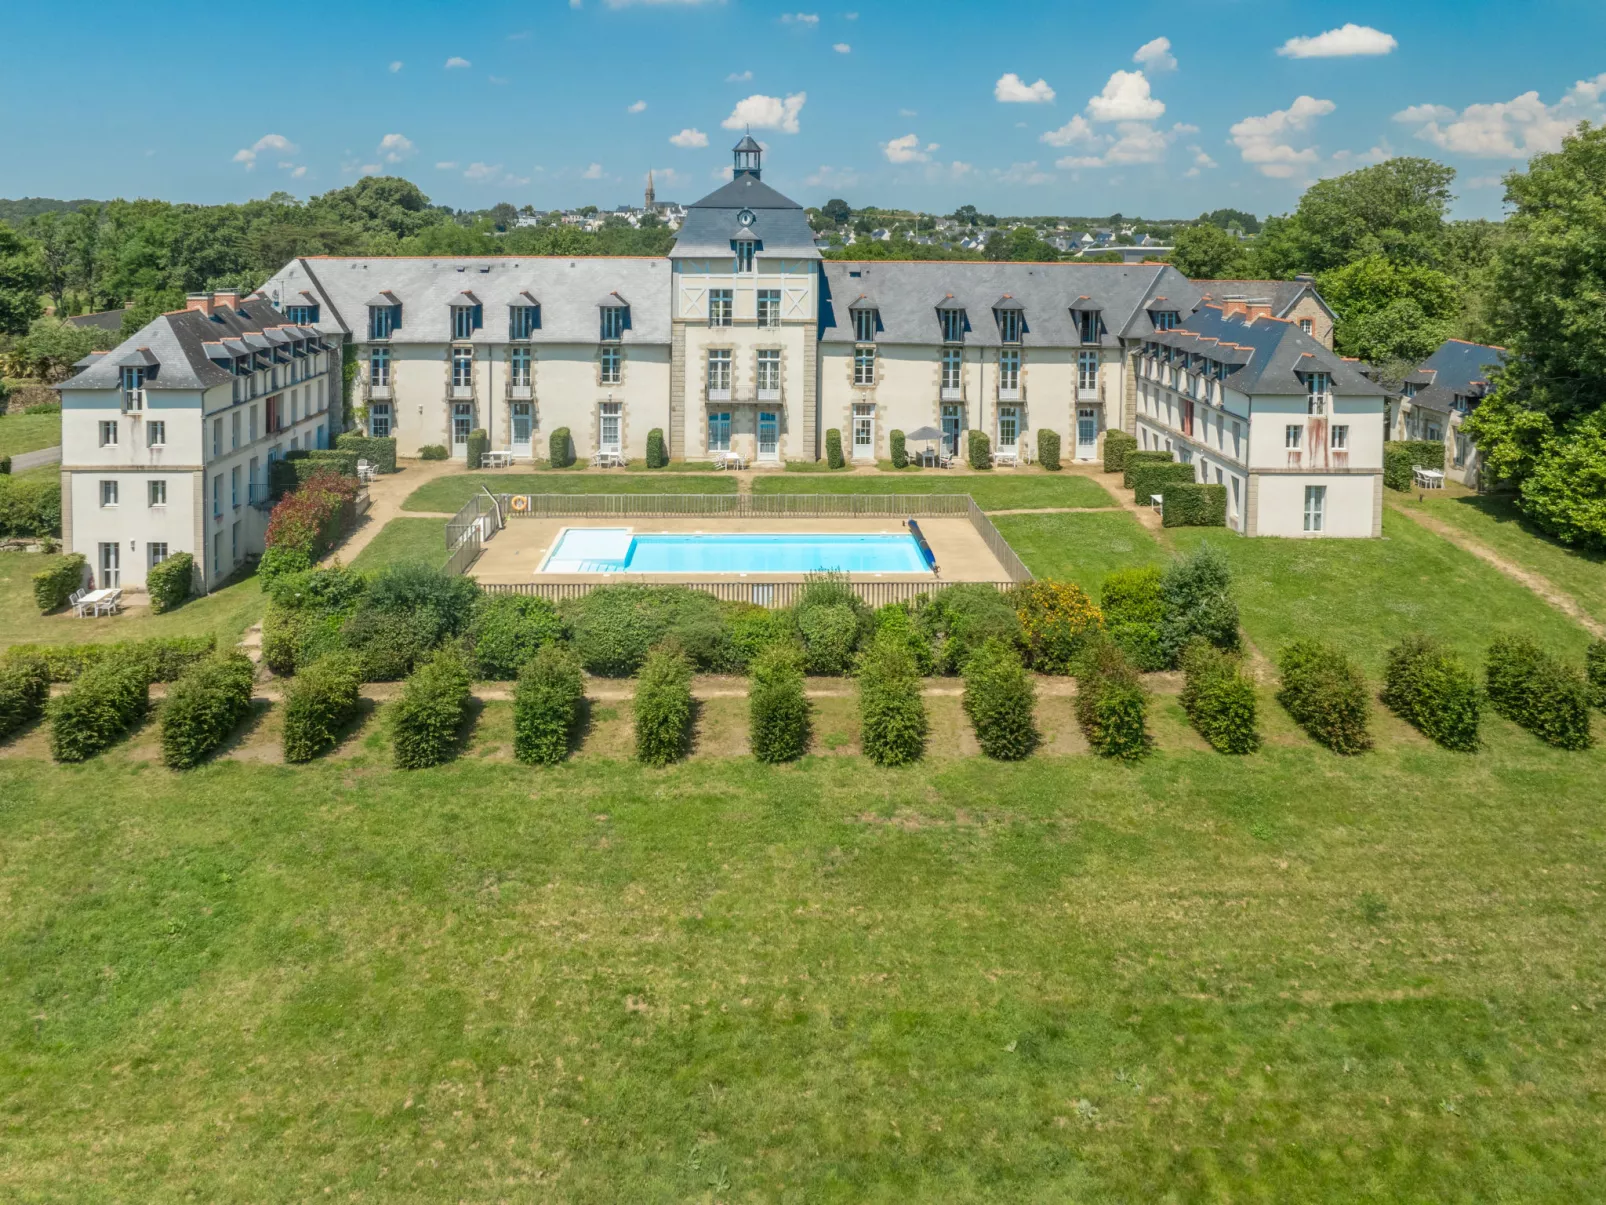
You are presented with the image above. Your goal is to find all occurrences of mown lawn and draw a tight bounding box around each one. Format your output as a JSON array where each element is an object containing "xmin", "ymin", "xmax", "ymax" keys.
[
  {"xmin": 402, "ymin": 472, "xmax": 738, "ymax": 513},
  {"xmin": 1392, "ymin": 490, "xmax": 1606, "ymax": 629},
  {"xmin": 752, "ymin": 471, "xmax": 1116, "ymax": 511},
  {"xmin": 1, "ymin": 696, "xmax": 1604, "ymax": 1201},
  {"xmin": 0, "ymin": 410, "xmax": 61, "ymax": 459},
  {"xmin": 348, "ymin": 517, "xmax": 449, "ymax": 572},
  {"xmin": 994, "ymin": 509, "xmax": 1164, "ymax": 595}
]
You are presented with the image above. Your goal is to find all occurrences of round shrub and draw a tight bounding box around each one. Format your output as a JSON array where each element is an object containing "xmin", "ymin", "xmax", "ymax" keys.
[
  {"xmin": 0, "ymin": 653, "xmax": 50, "ymax": 741},
  {"xmin": 146, "ymin": 552, "xmax": 194, "ymax": 614},
  {"xmin": 1485, "ymin": 636, "xmax": 1593, "ymax": 750},
  {"xmin": 721, "ymin": 602, "xmax": 796, "ymax": 672},
  {"xmin": 31, "ymin": 553, "xmax": 86, "ymax": 612},
  {"xmin": 873, "ymin": 602, "xmax": 934, "ymax": 675},
  {"xmin": 967, "ymin": 429, "xmax": 992, "ymax": 470},
  {"xmin": 282, "ymin": 653, "xmax": 362, "ymax": 763},
  {"xmin": 646, "ymin": 428, "xmax": 669, "ymax": 469},
  {"xmin": 392, "ymin": 649, "xmax": 473, "ymax": 769},
  {"xmin": 825, "ymin": 428, "xmax": 845, "ymax": 469},
  {"xmin": 514, "ymin": 644, "xmax": 586, "ymax": 766},
  {"xmin": 549, "ymin": 426, "xmax": 575, "ymax": 468},
  {"xmin": 798, "ymin": 603, "xmax": 862, "ymax": 676},
  {"xmin": 1100, "ymin": 566, "xmax": 1168, "ymax": 671},
  {"xmin": 919, "ymin": 583, "xmax": 1021, "ymax": 674},
  {"xmin": 1074, "ymin": 640, "xmax": 1152, "ymax": 761},
  {"xmin": 467, "ymin": 594, "xmax": 565, "ymax": 679},
  {"xmin": 48, "ymin": 657, "xmax": 149, "ymax": 762},
  {"xmin": 857, "ymin": 632, "xmax": 928, "ymax": 767},
  {"xmin": 1158, "ymin": 544, "xmax": 1241, "ymax": 666},
  {"xmin": 419, "ymin": 444, "xmax": 449, "ymax": 461},
  {"xmin": 561, "ymin": 585, "xmax": 728, "ymax": 677},
  {"xmin": 634, "ymin": 647, "xmax": 693, "ymax": 766},
  {"xmin": 749, "ymin": 645, "xmax": 811, "ymax": 763},
  {"xmin": 1379, "ymin": 634, "xmax": 1481, "ymax": 752},
  {"xmin": 1010, "ymin": 579, "xmax": 1102, "ymax": 674},
  {"xmin": 962, "ymin": 638, "xmax": 1037, "ymax": 760},
  {"xmin": 159, "ymin": 652, "xmax": 255, "ymax": 770},
  {"xmin": 1277, "ymin": 640, "xmax": 1372, "ymax": 755},
  {"xmin": 889, "ymin": 429, "xmax": 908, "ymax": 469},
  {"xmin": 1036, "ymin": 428, "xmax": 1061, "ymax": 471},
  {"xmin": 1179, "ymin": 640, "xmax": 1260, "ymax": 754}
]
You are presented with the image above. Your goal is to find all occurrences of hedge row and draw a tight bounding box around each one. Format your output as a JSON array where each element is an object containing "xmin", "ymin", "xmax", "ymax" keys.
[
  {"xmin": 1162, "ymin": 483, "xmax": 1227, "ymax": 528},
  {"xmin": 6, "ymin": 634, "xmax": 216, "ymax": 683},
  {"xmin": 334, "ymin": 432, "xmax": 398, "ymax": 473},
  {"xmin": 32, "ymin": 553, "xmax": 85, "ymax": 612},
  {"xmin": 1277, "ymin": 640, "xmax": 1372, "ymax": 754},
  {"xmin": 1010, "ymin": 580, "xmax": 1101, "ymax": 674},
  {"xmin": 749, "ymin": 644, "xmax": 810, "ymax": 763},
  {"xmin": 146, "ymin": 552, "xmax": 194, "ymax": 613},
  {"xmin": 1102, "ymin": 430, "xmax": 1137, "ymax": 474},
  {"xmin": 513, "ymin": 644, "xmax": 586, "ymax": 765},
  {"xmin": 858, "ymin": 631, "xmax": 928, "ymax": 766},
  {"xmin": 420, "ymin": 444, "xmax": 448, "ymax": 461},
  {"xmin": 1383, "ymin": 440, "xmax": 1446, "ymax": 491},
  {"xmin": 0, "ymin": 653, "xmax": 50, "ymax": 741},
  {"xmin": 1101, "ymin": 566, "xmax": 1167, "ymax": 671},
  {"xmin": 1121, "ymin": 449, "xmax": 1175, "ymax": 488},
  {"xmin": 1036, "ymin": 428, "xmax": 1062, "ymax": 472},
  {"xmin": 466, "ymin": 428, "xmax": 489, "ymax": 470},
  {"xmin": 1485, "ymin": 636, "xmax": 1593, "ymax": 750},
  {"xmin": 49, "ymin": 657, "xmax": 149, "ymax": 762},
  {"xmin": 160, "ymin": 652, "xmax": 255, "ymax": 770},
  {"xmin": 270, "ymin": 449, "xmax": 358, "ymax": 497},
  {"xmin": 1380, "ymin": 635, "xmax": 1482, "ymax": 752},
  {"xmin": 1130, "ymin": 461, "xmax": 1197, "ymax": 506},
  {"xmin": 282, "ymin": 653, "xmax": 362, "ymax": 763},
  {"xmin": 1179, "ymin": 641, "xmax": 1259, "ymax": 754},
  {"xmin": 634, "ymin": 647, "xmax": 694, "ymax": 766},
  {"xmin": 962, "ymin": 638, "xmax": 1037, "ymax": 760},
  {"xmin": 1074, "ymin": 640, "xmax": 1151, "ymax": 760},
  {"xmin": 261, "ymin": 469, "xmax": 360, "ymax": 584},
  {"xmin": 0, "ymin": 473, "xmax": 61, "ymax": 538},
  {"xmin": 392, "ymin": 650, "xmax": 473, "ymax": 769}
]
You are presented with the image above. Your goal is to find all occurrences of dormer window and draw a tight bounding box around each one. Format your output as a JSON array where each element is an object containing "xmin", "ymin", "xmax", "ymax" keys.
[
  {"xmin": 121, "ymin": 366, "xmax": 145, "ymax": 391},
  {"xmin": 998, "ymin": 309, "xmax": 1022, "ymax": 344},
  {"xmin": 601, "ymin": 305, "xmax": 627, "ymax": 341},
  {"xmin": 734, "ymin": 240, "xmax": 756, "ymax": 273},
  {"xmin": 1152, "ymin": 310, "xmax": 1179, "ymax": 331},
  {"xmin": 939, "ymin": 308, "xmax": 965, "ymax": 343},
  {"xmin": 368, "ymin": 304, "xmax": 399, "ymax": 340},
  {"xmin": 510, "ymin": 304, "xmax": 540, "ymax": 340},
  {"xmin": 285, "ymin": 304, "xmax": 319, "ymax": 324},
  {"xmin": 451, "ymin": 304, "xmax": 482, "ymax": 340},
  {"xmin": 853, "ymin": 307, "xmax": 877, "ymax": 343}
]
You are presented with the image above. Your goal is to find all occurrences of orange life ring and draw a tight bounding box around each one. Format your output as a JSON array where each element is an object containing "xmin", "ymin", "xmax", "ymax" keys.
[{"xmin": 510, "ymin": 494, "xmax": 529, "ymax": 513}]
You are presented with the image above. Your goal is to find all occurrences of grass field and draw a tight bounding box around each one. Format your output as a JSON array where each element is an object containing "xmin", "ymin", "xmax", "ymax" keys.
[
  {"xmin": 348, "ymin": 517, "xmax": 449, "ymax": 572},
  {"xmin": 752, "ymin": 471, "xmax": 1116, "ymax": 511},
  {"xmin": 1, "ymin": 688, "xmax": 1604, "ymax": 1200},
  {"xmin": 402, "ymin": 472, "xmax": 739, "ymax": 513},
  {"xmin": 994, "ymin": 509, "xmax": 1164, "ymax": 594},
  {"xmin": 0, "ymin": 410, "xmax": 61, "ymax": 459}
]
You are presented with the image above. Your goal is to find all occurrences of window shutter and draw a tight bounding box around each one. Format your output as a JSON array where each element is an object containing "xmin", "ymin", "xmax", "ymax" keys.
[{"xmin": 474, "ymin": 304, "xmax": 483, "ymax": 331}]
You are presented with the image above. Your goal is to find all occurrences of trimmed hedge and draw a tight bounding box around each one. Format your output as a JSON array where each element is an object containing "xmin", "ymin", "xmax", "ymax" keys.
[
  {"xmin": 723, "ymin": 601, "xmax": 796, "ymax": 671},
  {"xmin": 420, "ymin": 444, "xmax": 449, "ymax": 461},
  {"xmin": 1277, "ymin": 640, "xmax": 1372, "ymax": 754},
  {"xmin": 1074, "ymin": 640, "xmax": 1151, "ymax": 761},
  {"xmin": 0, "ymin": 653, "xmax": 50, "ymax": 741},
  {"xmin": 634, "ymin": 647, "xmax": 694, "ymax": 766},
  {"xmin": 1384, "ymin": 440, "xmax": 1446, "ymax": 491},
  {"xmin": 146, "ymin": 552, "xmax": 194, "ymax": 613},
  {"xmin": 270, "ymin": 450, "xmax": 358, "ymax": 497},
  {"xmin": 467, "ymin": 593, "xmax": 565, "ymax": 679},
  {"xmin": 561, "ymin": 585, "xmax": 728, "ymax": 677},
  {"xmin": 1158, "ymin": 544, "xmax": 1241, "ymax": 667},
  {"xmin": 1121, "ymin": 449, "xmax": 1175, "ymax": 488},
  {"xmin": 334, "ymin": 432, "xmax": 398, "ymax": 473},
  {"xmin": 873, "ymin": 602, "xmax": 934, "ymax": 676},
  {"xmin": 466, "ymin": 427, "xmax": 489, "ymax": 470},
  {"xmin": 48, "ymin": 657, "xmax": 149, "ymax": 762},
  {"xmin": 392, "ymin": 650, "xmax": 473, "ymax": 769},
  {"xmin": 1162, "ymin": 482, "xmax": 1228, "ymax": 528},
  {"xmin": 1380, "ymin": 634, "xmax": 1482, "ymax": 752},
  {"xmin": 967, "ymin": 429, "xmax": 992, "ymax": 470},
  {"xmin": 1131, "ymin": 461, "xmax": 1197, "ymax": 506},
  {"xmin": 857, "ymin": 631, "xmax": 928, "ymax": 767},
  {"xmin": 6, "ymin": 634, "xmax": 215, "ymax": 683},
  {"xmin": 1102, "ymin": 429, "xmax": 1137, "ymax": 474},
  {"xmin": 32, "ymin": 553, "xmax": 85, "ymax": 612},
  {"xmin": 0, "ymin": 472, "xmax": 61, "ymax": 537},
  {"xmin": 159, "ymin": 652, "xmax": 255, "ymax": 770},
  {"xmin": 749, "ymin": 644, "xmax": 811, "ymax": 763},
  {"xmin": 1179, "ymin": 641, "xmax": 1259, "ymax": 754},
  {"xmin": 919, "ymin": 583, "xmax": 1021, "ymax": 675},
  {"xmin": 549, "ymin": 426, "xmax": 575, "ymax": 468},
  {"xmin": 1588, "ymin": 639, "xmax": 1606, "ymax": 711},
  {"xmin": 1100, "ymin": 566, "xmax": 1167, "ymax": 671},
  {"xmin": 962, "ymin": 637, "xmax": 1037, "ymax": 760},
  {"xmin": 1485, "ymin": 636, "xmax": 1593, "ymax": 750},
  {"xmin": 282, "ymin": 653, "xmax": 362, "ymax": 763},
  {"xmin": 889, "ymin": 429, "xmax": 908, "ymax": 469},
  {"xmin": 1036, "ymin": 427, "xmax": 1061, "ymax": 471},
  {"xmin": 797, "ymin": 602, "xmax": 862, "ymax": 675},
  {"xmin": 825, "ymin": 427, "xmax": 845, "ymax": 469},
  {"xmin": 513, "ymin": 644, "xmax": 586, "ymax": 766},
  {"xmin": 646, "ymin": 428, "xmax": 668, "ymax": 469},
  {"xmin": 1010, "ymin": 579, "xmax": 1101, "ymax": 674}
]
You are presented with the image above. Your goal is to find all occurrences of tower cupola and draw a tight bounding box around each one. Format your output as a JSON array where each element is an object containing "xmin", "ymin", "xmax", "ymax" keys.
[{"xmin": 733, "ymin": 134, "xmax": 762, "ymax": 179}]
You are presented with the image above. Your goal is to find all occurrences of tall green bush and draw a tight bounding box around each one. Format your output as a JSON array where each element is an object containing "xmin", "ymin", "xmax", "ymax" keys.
[
  {"xmin": 1179, "ymin": 641, "xmax": 1259, "ymax": 754},
  {"xmin": 1161, "ymin": 483, "xmax": 1228, "ymax": 528},
  {"xmin": 549, "ymin": 426, "xmax": 575, "ymax": 468},
  {"xmin": 48, "ymin": 657, "xmax": 149, "ymax": 762},
  {"xmin": 513, "ymin": 644, "xmax": 586, "ymax": 766},
  {"xmin": 857, "ymin": 632, "xmax": 928, "ymax": 766},
  {"xmin": 634, "ymin": 647, "xmax": 694, "ymax": 766},
  {"xmin": 6, "ymin": 635, "xmax": 214, "ymax": 683},
  {"xmin": 1102, "ymin": 429, "xmax": 1137, "ymax": 474},
  {"xmin": 1485, "ymin": 636, "xmax": 1593, "ymax": 750},
  {"xmin": 646, "ymin": 427, "xmax": 668, "ymax": 469},
  {"xmin": 749, "ymin": 645, "xmax": 811, "ymax": 763},
  {"xmin": 873, "ymin": 602, "xmax": 935, "ymax": 675},
  {"xmin": 282, "ymin": 653, "xmax": 362, "ymax": 763},
  {"xmin": 465, "ymin": 427, "xmax": 489, "ymax": 470},
  {"xmin": 1586, "ymin": 638, "xmax": 1606, "ymax": 711},
  {"xmin": 466, "ymin": 593, "xmax": 565, "ymax": 679},
  {"xmin": 146, "ymin": 552, "xmax": 194, "ymax": 613},
  {"xmin": 722, "ymin": 601, "xmax": 796, "ymax": 671},
  {"xmin": 1074, "ymin": 640, "xmax": 1151, "ymax": 760},
  {"xmin": 889, "ymin": 428, "xmax": 908, "ymax": 469},
  {"xmin": 793, "ymin": 572, "xmax": 872, "ymax": 674},
  {"xmin": 1158, "ymin": 544, "xmax": 1241, "ymax": 666},
  {"xmin": 1380, "ymin": 634, "xmax": 1482, "ymax": 752},
  {"xmin": 962, "ymin": 638, "xmax": 1037, "ymax": 760},
  {"xmin": 392, "ymin": 649, "xmax": 473, "ymax": 769},
  {"xmin": 1100, "ymin": 566, "xmax": 1167, "ymax": 671},
  {"xmin": 561, "ymin": 585, "xmax": 728, "ymax": 676},
  {"xmin": 825, "ymin": 427, "xmax": 845, "ymax": 469},
  {"xmin": 0, "ymin": 653, "xmax": 50, "ymax": 741},
  {"xmin": 1130, "ymin": 461, "xmax": 1196, "ymax": 505},
  {"xmin": 1121, "ymin": 449, "xmax": 1175, "ymax": 488},
  {"xmin": 1383, "ymin": 440, "xmax": 1446, "ymax": 491},
  {"xmin": 1277, "ymin": 640, "xmax": 1372, "ymax": 754},
  {"xmin": 32, "ymin": 553, "xmax": 85, "ymax": 612},
  {"xmin": 159, "ymin": 652, "xmax": 255, "ymax": 770},
  {"xmin": 919, "ymin": 583, "xmax": 1021, "ymax": 674},
  {"xmin": 1036, "ymin": 428, "xmax": 1061, "ymax": 471},
  {"xmin": 967, "ymin": 429, "xmax": 992, "ymax": 470},
  {"xmin": 0, "ymin": 473, "xmax": 62, "ymax": 538},
  {"xmin": 1009, "ymin": 579, "xmax": 1101, "ymax": 674}
]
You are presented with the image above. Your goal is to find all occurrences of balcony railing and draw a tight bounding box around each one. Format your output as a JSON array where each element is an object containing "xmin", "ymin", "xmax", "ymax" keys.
[
  {"xmin": 450, "ymin": 383, "xmax": 474, "ymax": 400},
  {"xmin": 940, "ymin": 384, "xmax": 962, "ymax": 401},
  {"xmin": 509, "ymin": 383, "xmax": 533, "ymax": 400},
  {"xmin": 122, "ymin": 388, "xmax": 145, "ymax": 412},
  {"xmin": 368, "ymin": 383, "xmax": 392, "ymax": 400},
  {"xmin": 757, "ymin": 386, "xmax": 780, "ymax": 402},
  {"xmin": 1076, "ymin": 385, "xmax": 1099, "ymax": 401},
  {"xmin": 998, "ymin": 383, "xmax": 1022, "ymax": 402},
  {"xmin": 707, "ymin": 386, "xmax": 732, "ymax": 402},
  {"xmin": 248, "ymin": 484, "xmax": 273, "ymax": 510}
]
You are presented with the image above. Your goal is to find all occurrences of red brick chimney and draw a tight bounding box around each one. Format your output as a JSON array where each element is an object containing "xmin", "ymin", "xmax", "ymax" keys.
[
  {"xmin": 185, "ymin": 292, "xmax": 215, "ymax": 316},
  {"xmin": 212, "ymin": 289, "xmax": 239, "ymax": 310}
]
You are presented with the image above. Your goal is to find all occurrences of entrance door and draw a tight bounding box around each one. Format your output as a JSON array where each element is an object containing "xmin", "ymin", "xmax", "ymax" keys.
[
  {"xmin": 997, "ymin": 406, "xmax": 1020, "ymax": 454},
  {"xmin": 758, "ymin": 411, "xmax": 779, "ymax": 461},
  {"xmin": 511, "ymin": 402, "xmax": 533, "ymax": 456},
  {"xmin": 852, "ymin": 403, "xmax": 874, "ymax": 460},
  {"xmin": 599, "ymin": 402, "xmax": 622, "ymax": 455},
  {"xmin": 941, "ymin": 403, "xmax": 963, "ymax": 455},
  {"xmin": 99, "ymin": 541, "xmax": 120, "ymax": 589},
  {"xmin": 1077, "ymin": 407, "xmax": 1097, "ymax": 459},
  {"xmin": 452, "ymin": 403, "xmax": 473, "ymax": 457}
]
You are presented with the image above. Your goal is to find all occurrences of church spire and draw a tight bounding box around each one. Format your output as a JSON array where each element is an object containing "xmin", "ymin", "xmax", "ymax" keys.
[{"xmin": 644, "ymin": 170, "xmax": 655, "ymax": 211}]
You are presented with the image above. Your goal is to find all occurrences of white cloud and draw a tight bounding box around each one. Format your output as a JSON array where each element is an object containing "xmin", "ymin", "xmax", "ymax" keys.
[
  {"xmin": 806, "ymin": 164, "xmax": 859, "ymax": 188},
  {"xmin": 993, "ymin": 161, "xmax": 1052, "ymax": 185},
  {"xmin": 669, "ymin": 127, "xmax": 710, "ymax": 148},
  {"xmin": 1393, "ymin": 75, "xmax": 1606, "ymax": 158},
  {"xmin": 994, "ymin": 73, "xmax": 1055, "ymax": 103},
  {"xmin": 489, "ymin": 76, "xmax": 509, "ymax": 86},
  {"xmin": 899, "ymin": 107, "xmax": 917, "ymax": 117},
  {"xmin": 722, "ymin": 92, "xmax": 806, "ymax": 133},
  {"xmin": 726, "ymin": 70, "xmax": 753, "ymax": 82},
  {"xmin": 444, "ymin": 56, "xmax": 471, "ymax": 69},
  {"xmin": 290, "ymin": 165, "xmax": 308, "ymax": 179},
  {"xmin": 232, "ymin": 133, "xmax": 297, "ymax": 170},
  {"xmin": 881, "ymin": 133, "xmax": 931, "ymax": 164},
  {"xmin": 1103, "ymin": 122, "xmax": 1168, "ymax": 165},
  {"xmin": 833, "ymin": 42, "xmax": 851, "ymax": 53},
  {"xmin": 359, "ymin": 164, "xmax": 381, "ymax": 176},
  {"xmin": 845, "ymin": 10, "xmax": 858, "ymax": 18},
  {"xmin": 1183, "ymin": 145, "xmax": 1218, "ymax": 178},
  {"xmin": 1086, "ymin": 70, "xmax": 1164, "ymax": 122},
  {"xmin": 1466, "ymin": 175, "xmax": 1505, "ymax": 188},
  {"xmin": 1133, "ymin": 36, "xmax": 1176, "ymax": 72},
  {"xmin": 1231, "ymin": 95, "xmax": 1336, "ymax": 177},
  {"xmin": 463, "ymin": 162, "xmax": 502, "ymax": 181},
  {"xmin": 378, "ymin": 133, "xmax": 415, "ymax": 163},
  {"xmin": 714, "ymin": 164, "xmax": 735, "ymax": 181},
  {"xmin": 627, "ymin": 99, "xmax": 648, "ymax": 113},
  {"xmin": 389, "ymin": 61, "xmax": 403, "ymax": 73},
  {"xmin": 1041, "ymin": 115, "xmax": 1098, "ymax": 148},
  {"xmin": 781, "ymin": 12, "xmax": 819, "ymax": 24},
  {"xmin": 582, "ymin": 162, "xmax": 605, "ymax": 179},
  {"xmin": 648, "ymin": 166, "xmax": 686, "ymax": 187},
  {"xmin": 947, "ymin": 161, "xmax": 974, "ymax": 179},
  {"xmin": 1278, "ymin": 24, "xmax": 1397, "ymax": 58},
  {"xmin": 436, "ymin": 161, "xmax": 460, "ymax": 170}
]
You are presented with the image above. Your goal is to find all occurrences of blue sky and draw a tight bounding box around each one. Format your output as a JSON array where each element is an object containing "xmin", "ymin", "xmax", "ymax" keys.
[{"xmin": 4, "ymin": 1, "xmax": 1604, "ymax": 220}]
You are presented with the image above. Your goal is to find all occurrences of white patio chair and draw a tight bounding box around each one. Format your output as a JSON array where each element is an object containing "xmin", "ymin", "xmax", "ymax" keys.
[
  {"xmin": 68, "ymin": 588, "xmax": 87, "ymax": 617},
  {"xmin": 356, "ymin": 459, "xmax": 376, "ymax": 484},
  {"xmin": 96, "ymin": 589, "xmax": 123, "ymax": 617}
]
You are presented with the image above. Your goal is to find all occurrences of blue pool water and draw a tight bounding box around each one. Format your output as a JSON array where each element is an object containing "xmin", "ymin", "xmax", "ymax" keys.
[{"xmin": 542, "ymin": 528, "xmax": 931, "ymax": 575}]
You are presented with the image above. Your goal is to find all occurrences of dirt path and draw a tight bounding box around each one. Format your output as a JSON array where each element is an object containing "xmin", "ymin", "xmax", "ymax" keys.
[
  {"xmin": 1386, "ymin": 497, "xmax": 1605, "ymax": 639},
  {"xmin": 984, "ymin": 506, "xmax": 1123, "ymax": 516}
]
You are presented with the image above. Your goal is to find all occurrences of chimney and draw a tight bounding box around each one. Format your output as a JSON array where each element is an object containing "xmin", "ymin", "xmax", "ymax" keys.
[
  {"xmin": 212, "ymin": 289, "xmax": 239, "ymax": 310},
  {"xmin": 185, "ymin": 291, "xmax": 215, "ymax": 316}
]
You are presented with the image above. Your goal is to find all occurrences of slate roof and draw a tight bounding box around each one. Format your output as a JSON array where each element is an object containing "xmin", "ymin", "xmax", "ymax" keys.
[
  {"xmin": 1191, "ymin": 278, "xmax": 1334, "ymax": 321},
  {"xmin": 62, "ymin": 299, "xmax": 329, "ymax": 392},
  {"xmin": 818, "ymin": 261, "xmax": 1203, "ymax": 348},
  {"xmin": 259, "ymin": 256, "xmax": 673, "ymax": 344},
  {"xmin": 1151, "ymin": 305, "xmax": 1384, "ymax": 397},
  {"xmin": 1408, "ymin": 338, "xmax": 1508, "ymax": 413},
  {"xmin": 670, "ymin": 172, "xmax": 821, "ymax": 260},
  {"xmin": 65, "ymin": 306, "xmax": 131, "ymax": 333}
]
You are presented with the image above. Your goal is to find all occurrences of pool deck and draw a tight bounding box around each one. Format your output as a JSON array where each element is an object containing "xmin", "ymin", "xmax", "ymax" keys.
[{"xmin": 471, "ymin": 515, "xmax": 1012, "ymax": 585}]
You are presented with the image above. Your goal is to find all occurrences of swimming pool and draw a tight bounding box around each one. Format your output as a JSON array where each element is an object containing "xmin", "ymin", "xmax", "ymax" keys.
[{"xmin": 541, "ymin": 528, "xmax": 932, "ymax": 575}]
